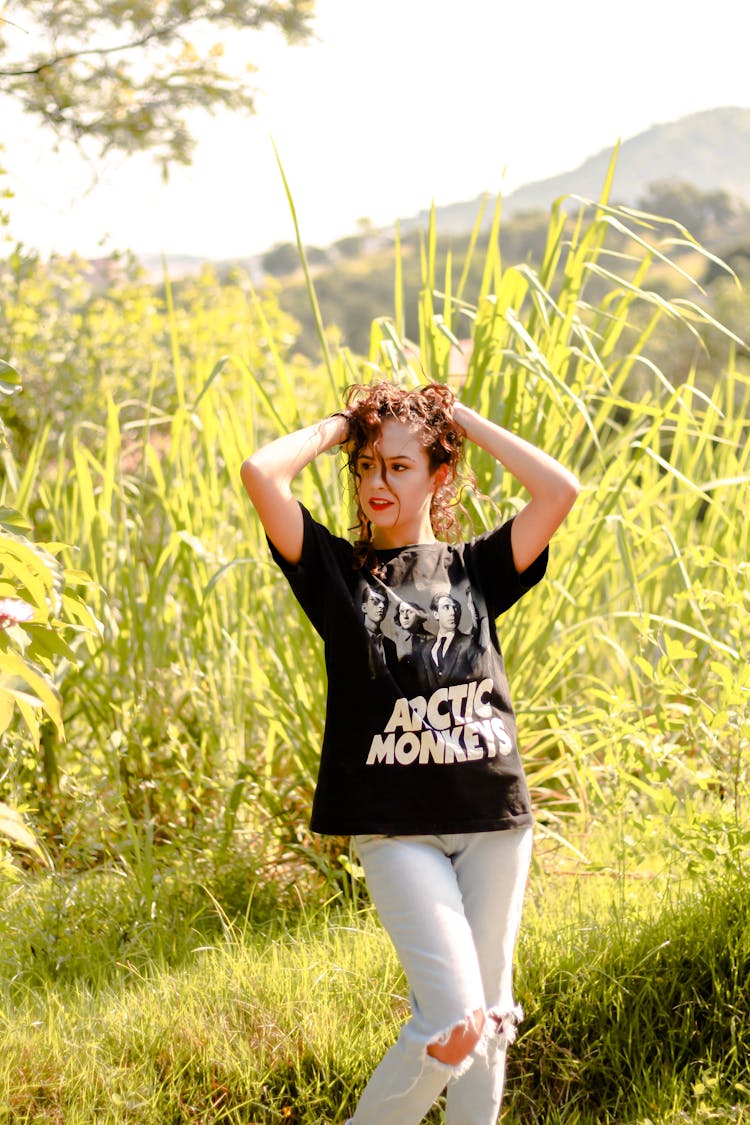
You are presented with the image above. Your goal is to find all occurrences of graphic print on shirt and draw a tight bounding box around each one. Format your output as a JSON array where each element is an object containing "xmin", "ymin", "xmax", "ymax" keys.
[{"xmin": 357, "ymin": 554, "xmax": 512, "ymax": 767}]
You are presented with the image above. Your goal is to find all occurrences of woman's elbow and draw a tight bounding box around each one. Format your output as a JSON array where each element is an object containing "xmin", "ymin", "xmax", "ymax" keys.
[
  {"xmin": 556, "ymin": 473, "xmax": 582, "ymax": 518},
  {"xmin": 562, "ymin": 472, "xmax": 580, "ymax": 508},
  {"xmin": 240, "ymin": 455, "xmax": 292, "ymax": 511},
  {"xmin": 240, "ymin": 455, "xmax": 265, "ymax": 503},
  {"xmin": 565, "ymin": 471, "xmax": 582, "ymax": 501}
]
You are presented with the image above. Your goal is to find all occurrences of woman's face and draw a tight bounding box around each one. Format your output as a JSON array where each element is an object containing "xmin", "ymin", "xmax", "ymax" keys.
[{"xmin": 356, "ymin": 419, "xmax": 443, "ymax": 548}]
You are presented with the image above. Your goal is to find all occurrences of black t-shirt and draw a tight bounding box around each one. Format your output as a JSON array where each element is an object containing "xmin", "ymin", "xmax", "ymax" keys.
[{"xmin": 268, "ymin": 503, "xmax": 547, "ymax": 836}]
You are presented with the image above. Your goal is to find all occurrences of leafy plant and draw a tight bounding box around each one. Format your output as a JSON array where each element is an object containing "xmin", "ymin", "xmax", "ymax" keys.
[{"xmin": 0, "ymin": 358, "xmax": 99, "ymax": 868}]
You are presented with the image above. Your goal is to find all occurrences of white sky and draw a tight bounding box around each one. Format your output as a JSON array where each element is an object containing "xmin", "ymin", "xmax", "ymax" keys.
[{"xmin": 3, "ymin": 0, "xmax": 750, "ymax": 260}]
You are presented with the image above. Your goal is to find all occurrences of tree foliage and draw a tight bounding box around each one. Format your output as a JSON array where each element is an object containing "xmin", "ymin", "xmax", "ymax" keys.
[
  {"xmin": 637, "ymin": 178, "xmax": 750, "ymax": 241},
  {"xmin": 261, "ymin": 240, "xmax": 303, "ymax": 277},
  {"xmin": 0, "ymin": 0, "xmax": 315, "ymax": 170}
]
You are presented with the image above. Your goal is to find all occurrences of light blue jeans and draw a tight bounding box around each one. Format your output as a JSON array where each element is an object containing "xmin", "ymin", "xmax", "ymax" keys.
[{"xmin": 348, "ymin": 827, "xmax": 533, "ymax": 1125}]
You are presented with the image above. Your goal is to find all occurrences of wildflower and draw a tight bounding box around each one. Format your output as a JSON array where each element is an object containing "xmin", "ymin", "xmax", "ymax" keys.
[{"xmin": 0, "ymin": 599, "xmax": 34, "ymax": 630}]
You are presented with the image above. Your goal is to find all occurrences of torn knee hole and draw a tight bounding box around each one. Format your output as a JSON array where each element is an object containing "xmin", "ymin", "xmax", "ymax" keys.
[
  {"xmin": 487, "ymin": 1005, "xmax": 523, "ymax": 1045},
  {"xmin": 427, "ymin": 1008, "xmax": 485, "ymax": 1066}
]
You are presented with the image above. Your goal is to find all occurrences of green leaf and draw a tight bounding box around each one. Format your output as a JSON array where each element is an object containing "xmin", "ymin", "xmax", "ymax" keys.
[
  {"xmin": 24, "ymin": 624, "xmax": 78, "ymax": 664},
  {"xmin": 664, "ymin": 636, "xmax": 697, "ymax": 662},
  {"xmin": 0, "ymin": 651, "xmax": 63, "ymax": 735},
  {"xmin": 0, "ymin": 359, "xmax": 21, "ymax": 396},
  {"xmin": 0, "ymin": 506, "xmax": 31, "ymax": 533},
  {"xmin": 0, "ymin": 802, "xmax": 47, "ymax": 861}
]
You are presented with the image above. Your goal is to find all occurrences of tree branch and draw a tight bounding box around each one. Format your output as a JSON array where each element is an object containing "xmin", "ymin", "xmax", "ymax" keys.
[
  {"xmin": 0, "ymin": 19, "xmax": 184, "ymax": 77},
  {"xmin": 0, "ymin": 1, "xmax": 315, "ymax": 168}
]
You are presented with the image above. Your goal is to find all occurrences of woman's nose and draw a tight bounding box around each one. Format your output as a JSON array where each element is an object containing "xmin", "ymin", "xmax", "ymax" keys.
[{"xmin": 371, "ymin": 461, "xmax": 386, "ymax": 486}]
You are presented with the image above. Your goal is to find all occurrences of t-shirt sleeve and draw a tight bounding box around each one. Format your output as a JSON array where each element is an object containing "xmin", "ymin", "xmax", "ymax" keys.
[
  {"xmin": 266, "ymin": 502, "xmax": 349, "ymax": 639},
  {"xmin": 466, "ymin": 516, "xmax": 548, "ymax": 619}
]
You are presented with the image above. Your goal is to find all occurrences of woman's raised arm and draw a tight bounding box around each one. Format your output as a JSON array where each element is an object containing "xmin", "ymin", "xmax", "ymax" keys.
[
  {"xmin": 452, "ymin": 402, "xmax": 580, "ymax": 573},
  {"xmin": 240, "ymin": 414, "xmax": 348, "ymax": 564}
]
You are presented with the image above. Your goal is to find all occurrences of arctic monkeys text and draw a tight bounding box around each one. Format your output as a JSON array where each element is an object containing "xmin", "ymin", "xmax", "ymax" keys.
[{"xmin": 366, "ymin": 678, "xmax": 513, "ymax": 766}]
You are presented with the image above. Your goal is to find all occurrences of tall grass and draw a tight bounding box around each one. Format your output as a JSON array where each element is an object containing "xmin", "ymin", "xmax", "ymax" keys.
[
  {"xmin": 0, "ymin": 174, "xmax": 748, "ymax": 1123},
  {"xmin": 2, "ymin": 171, "xmax": 748, "ymax": 886},
  {"xmin": 3, "ymin": 274, "xmax": 337, "ymax": 878}
]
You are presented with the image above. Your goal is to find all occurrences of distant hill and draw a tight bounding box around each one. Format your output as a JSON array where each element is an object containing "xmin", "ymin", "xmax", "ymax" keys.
[
  {"xmin": 399, "ymin": 106, "xmax": 750, "ymax": 235},
  {"xmin": 153, "ymin": 106, "xmax": 750, "ymax": 278}
]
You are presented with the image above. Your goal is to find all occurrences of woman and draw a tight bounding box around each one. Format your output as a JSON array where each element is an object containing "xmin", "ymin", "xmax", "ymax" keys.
[{"xmin": 241, "ymin": 381, "xmax": 580, "ymax": 1124}]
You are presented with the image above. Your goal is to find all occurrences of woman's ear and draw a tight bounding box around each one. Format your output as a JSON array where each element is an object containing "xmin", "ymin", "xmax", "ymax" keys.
[{"xmin": 432, "ymin": 463, "xmax": 450, "ymax": 492}]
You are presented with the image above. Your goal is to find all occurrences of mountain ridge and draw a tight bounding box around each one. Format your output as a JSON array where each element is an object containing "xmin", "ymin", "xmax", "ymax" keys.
[
  {"xmin": 398, "ymin": 106, "xmax": 750, "ymax": 236},
  {"xmin": 139, "ymin": 106, "xmax": 750, "ymax": 274}
]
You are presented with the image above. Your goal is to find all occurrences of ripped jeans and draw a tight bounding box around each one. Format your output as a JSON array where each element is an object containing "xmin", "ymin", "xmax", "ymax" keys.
[{"xmin": 349, "ymin": 828, "xmax": 532, "ymax": 1125}]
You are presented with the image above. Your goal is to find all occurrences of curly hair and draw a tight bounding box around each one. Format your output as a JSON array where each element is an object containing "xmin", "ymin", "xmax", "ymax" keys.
[{"xmin": 338, "ymin": 381, "xmax": 472, "ymax": 570}]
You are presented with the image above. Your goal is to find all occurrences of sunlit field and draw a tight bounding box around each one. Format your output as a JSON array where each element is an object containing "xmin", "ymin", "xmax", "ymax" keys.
[{"xmin": 1, "ymin": 171, "xmax": 748, "ymax": 1121}]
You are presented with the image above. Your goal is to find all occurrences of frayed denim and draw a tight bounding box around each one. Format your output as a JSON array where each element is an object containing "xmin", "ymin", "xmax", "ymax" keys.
[{"xmin": 349, "ymin": 827, "xmax": 532, "ymax": 1125}]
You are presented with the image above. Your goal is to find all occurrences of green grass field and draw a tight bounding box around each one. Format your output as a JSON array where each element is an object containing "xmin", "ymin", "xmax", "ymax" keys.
[
  {"xmin": 1, "ymin": 825, "xmax": 748, "ymax": 1124},
  {"xmin": 1, "ymin": 178, "xmax": 748, "ymax": 1123}
]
